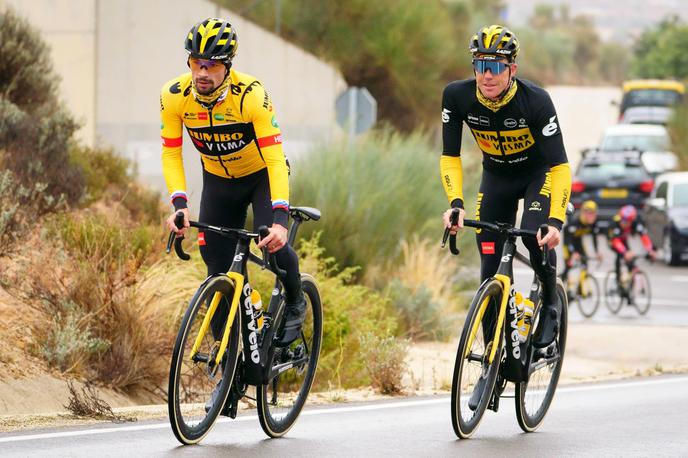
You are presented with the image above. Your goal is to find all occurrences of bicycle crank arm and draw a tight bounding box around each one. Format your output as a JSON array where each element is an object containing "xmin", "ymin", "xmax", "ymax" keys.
[
  {"xmin": 269, "ymin": 357, "xmax": 309, "ymax": 379},
  {"xmin": 528, "ymin": 353, "xmax": 560, "ymax": 375}
]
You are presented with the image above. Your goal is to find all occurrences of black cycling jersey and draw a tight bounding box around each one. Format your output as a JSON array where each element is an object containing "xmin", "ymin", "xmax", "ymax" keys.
[
  {"xmin": 442, "ymin": 77, "xmax": 568, "ymax": 176},
  {"xmin": 564, "ymin": 218, "xmax": 600, "ymax": 257}
]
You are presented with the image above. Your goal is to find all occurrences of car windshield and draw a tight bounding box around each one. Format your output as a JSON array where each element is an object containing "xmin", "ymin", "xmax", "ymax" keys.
[
  {"xmin": 577, "ymin": 162, "xmax": 646, "ymax": 181},
  {"xmin": 622, "ymin": 89, "xmax": 682, "ymax": 108},
  {"xmin": 600, "ymin": 134, "xmax": 669, "ymax": 152},
  {"xmin": 673, "ymin": 183, "xmax": 688, "ymax": 207}
]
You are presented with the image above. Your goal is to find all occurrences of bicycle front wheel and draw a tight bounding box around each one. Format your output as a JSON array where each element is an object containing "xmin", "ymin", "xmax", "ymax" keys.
[
  {"xmin": 257, "ymin": 274, "xmax": 323, "ymax": 438},
  {"xmin": 168, "ymin": 275, "xmax": 241, "ymax": 445},
  {"xmin": 451, "ymin": 278, "xmax": 503, "ymax": 439},
  {"xmin": 515, "ymin": 279, "xmax": 568, "ymax": 432},
  {"xmin": 603, "ymin": 271, "xmax": 623, "ymax": 314},
  {"xmin": 630, "ymin": 270, "xmax": 652, "ymax": 315},
  {"xmin": 575, "ymin": 273, "xmax": 600, "ymax": 318}
]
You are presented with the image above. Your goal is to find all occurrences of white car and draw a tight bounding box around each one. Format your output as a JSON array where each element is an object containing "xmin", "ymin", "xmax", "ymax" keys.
[{"xmin": 599, "ymin": 124, "xmax": 678, "ymax": 176}]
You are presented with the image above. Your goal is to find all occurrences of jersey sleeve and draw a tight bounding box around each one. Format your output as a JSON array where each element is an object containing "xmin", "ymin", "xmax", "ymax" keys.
[
  {"xmin": 441, "ymin": 83, "xmax": 465, "ymax": 208},
  {"xmin": 531, "ymin": 89, "xmax": 571, "ymax": 228},
  {"xmin": 243, "ymin": 82, "xmax": 290, "ymax": 227},
  {"xmin": 160, "ymin": 80, "xmax": 187, "ymax": 209}
]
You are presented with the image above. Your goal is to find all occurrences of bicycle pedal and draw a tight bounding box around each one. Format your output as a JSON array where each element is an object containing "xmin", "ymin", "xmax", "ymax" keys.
[
  {"xmin": 487, "ymin": 392, "xmax": 500, "ymax": 412},
  {"xmin": 220, "ymin": 396, "xmax": 239, "ymax": 419}
]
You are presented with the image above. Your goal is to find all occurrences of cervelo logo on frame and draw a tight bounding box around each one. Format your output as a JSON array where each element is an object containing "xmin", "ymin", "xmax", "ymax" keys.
[{"xmin": 242, "ymin": 282, "xmax": 261, "ymax": 363}]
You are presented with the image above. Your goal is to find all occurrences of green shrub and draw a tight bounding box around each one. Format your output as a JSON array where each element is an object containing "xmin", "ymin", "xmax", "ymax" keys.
[
  {"xmin": 0, "ymin": 7, "xmax": 84, "ymax": 242},
  {"xmin": 249, "ymin": 232, "xmax": 399, "ymax": 388},
  {"xmin": 38, "ymin": 300, "xmax": 109, "ymax": 373},
  {"xmin": 358, "ymin": 332, "xmax": 410, "ymax": 394},
  {"xmin": 290, "ymin": 129, "xmax": 448, "ymax": 272}
]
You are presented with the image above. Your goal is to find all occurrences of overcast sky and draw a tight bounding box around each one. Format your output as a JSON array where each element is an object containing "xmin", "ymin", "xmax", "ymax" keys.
[{"xmin": 504, "ymin": 0, "xmax": 688, "ymax": 43}]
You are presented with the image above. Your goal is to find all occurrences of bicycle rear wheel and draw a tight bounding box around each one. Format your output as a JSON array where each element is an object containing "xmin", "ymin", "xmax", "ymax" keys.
[
  {"xmin": 515, "ymin": 279, "xmax": 568, "ymax": 432},
  {"xmin": 257, "ymin": 274, "xmax": 323, "ymax": 438},
  {"xmin": 451, "ymin": 278, "xmax": 503, "ymax": 439},
  {"xmin": 603, "ymin": 271, "xmax": 623, "ymax": 314},
  {"xmin": 630, "ymin": 270, "xmax": 651, "ymax": 315},
  {"xmin": 168, "ymin": 275, "xmax": 241, "ymax": 445},
  {"xmin": 575, "ymin": 273, "xmax": 600, "ymax": 318}
]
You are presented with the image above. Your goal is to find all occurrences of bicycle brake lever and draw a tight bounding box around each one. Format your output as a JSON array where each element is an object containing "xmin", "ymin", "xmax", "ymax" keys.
[
  {"xmin": 539, "ymin": 224, "xmax": 550, "ymax": 268},
  {"xmin": 441, "ymin": 208, "xmax": 461, "ymax": 255},
  {"xmin": 258, "ymin": 225, "xmax": 270, "ymax": 270}
]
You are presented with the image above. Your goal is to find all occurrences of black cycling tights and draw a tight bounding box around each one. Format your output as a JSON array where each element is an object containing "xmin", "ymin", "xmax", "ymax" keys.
[
  {"xmin": 198, "ymin": 169, "xmax": 301, "ymax": 302},
  {"xmin": 474, "ymin": 169, "xmax": 557, "ymax": 305}
]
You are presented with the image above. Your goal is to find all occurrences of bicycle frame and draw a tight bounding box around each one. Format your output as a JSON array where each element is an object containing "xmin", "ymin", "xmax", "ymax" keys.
[
  {"xmin": 464, "ymin": 235, "xmax": 539, "ymax": 368},
  {"xmin": 188, "ymin": 214, "xmax": 310, "ymax": 386}
]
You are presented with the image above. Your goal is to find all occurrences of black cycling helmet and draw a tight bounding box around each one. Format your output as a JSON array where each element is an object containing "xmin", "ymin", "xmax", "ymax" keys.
[
  {"xmin": 469, "ymin": 24, "xmax": 520, "ymax": 62},
  {"xmin": 185, "ymin": 18, "xmax": 238, "ymax": 62}
]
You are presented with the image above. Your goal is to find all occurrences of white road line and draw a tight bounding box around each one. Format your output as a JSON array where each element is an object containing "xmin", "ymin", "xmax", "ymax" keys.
[
  {"xmin": 1, "ymin": 377, "xmax": 687, "ymax": 444},
  {"xmin": 669, "ymin": 275, "xmax": 688, "ymax": 282}
]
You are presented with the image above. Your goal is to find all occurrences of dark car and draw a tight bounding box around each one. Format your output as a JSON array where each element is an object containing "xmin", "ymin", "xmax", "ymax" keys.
[
  {"xmin": 571, "ymin": 151, "xmax": 654, "ymax": 227},
  {"xmin": 644, "ymin": 172, "xmax": 688, "ymax": 266}
]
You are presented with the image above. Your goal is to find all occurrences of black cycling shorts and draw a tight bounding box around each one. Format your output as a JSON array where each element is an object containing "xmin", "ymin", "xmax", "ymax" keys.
[{"xmin": 474, "ymin": 169, "xmax": 556, "ymax": 283}]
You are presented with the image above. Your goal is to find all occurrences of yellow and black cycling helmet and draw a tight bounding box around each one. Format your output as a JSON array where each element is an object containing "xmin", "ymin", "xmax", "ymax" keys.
[
  {"xmin": 581, "ymin": 200, "xmax": 598, "ymax": 212},
  {"xmin": 185, "ymin": 18, "xmax": 238, "ymax": 62},
  {"xmin": 469, "ymin": 24, "xmax": 520, "ymax": 62}
]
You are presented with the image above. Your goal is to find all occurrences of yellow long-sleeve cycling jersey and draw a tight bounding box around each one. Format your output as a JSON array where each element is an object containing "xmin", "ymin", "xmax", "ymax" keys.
[{"xmin": 160, "ymin": 69, "xmax": 289, "ymax": 216}]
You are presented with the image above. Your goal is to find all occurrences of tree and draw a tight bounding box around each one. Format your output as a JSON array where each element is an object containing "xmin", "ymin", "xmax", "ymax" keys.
[{"xmin": 630, "ymin": 16, "xmax": 688, "ymax": 79}]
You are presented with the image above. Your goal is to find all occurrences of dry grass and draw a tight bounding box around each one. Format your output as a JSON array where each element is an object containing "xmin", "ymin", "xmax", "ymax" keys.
[
  {"xmin": 367, "ymin": 236, "xmax": 466, "ymax": 341},
  {"xmin": 63, "ymin": 381, "xmax": 135, "ymax": 422},
  {"xmin": 392, "ymin": 236, "xmax": 457, "ymax": 308},
  {"xmin": 4, "ymin": 203, "xmax": 190, "ymax": 393}
]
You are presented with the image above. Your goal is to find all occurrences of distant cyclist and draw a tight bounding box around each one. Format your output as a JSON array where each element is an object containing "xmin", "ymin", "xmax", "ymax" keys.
[
  {"xmin": 160, "ymin": 18, "xmax": 306, "ymax": 348},
  {"xmin": 561, "ymin": 200, "xmax": 602, "ymax": 288},
  {"xmin": 608, "ymin": 205, "xmax": 656, "ymax": 286},
  {"xmin": 441, "ymin": 24, "xmax": 572, "ymax": 349}
]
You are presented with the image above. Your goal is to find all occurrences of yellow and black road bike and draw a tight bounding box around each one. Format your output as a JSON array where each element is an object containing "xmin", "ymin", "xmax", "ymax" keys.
[
  {"xmin": 442, "ymin": 209, "xmax": 567, "ymax": 439},
  {"xmin": 565, "ymin": 255, "xmax": 601, "ymax": 318},
  {"xmin": 166, "ymin": 207, "xmax": 323, "ymax": 445}
]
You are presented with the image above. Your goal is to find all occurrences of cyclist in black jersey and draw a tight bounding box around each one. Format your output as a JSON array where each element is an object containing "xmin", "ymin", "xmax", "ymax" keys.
[{"xmin": 441, "ymin": 24, "xmax": 572, "ymax": 349}]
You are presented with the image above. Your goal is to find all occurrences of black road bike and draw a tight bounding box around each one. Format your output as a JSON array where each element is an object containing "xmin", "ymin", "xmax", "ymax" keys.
[
  {"xmin": 443, "ymin": 209, "xmax": 567, "ymax": 438},
  {"xmin": 167, "ymin": 207, "xmax": 323, "ymax": 444}
]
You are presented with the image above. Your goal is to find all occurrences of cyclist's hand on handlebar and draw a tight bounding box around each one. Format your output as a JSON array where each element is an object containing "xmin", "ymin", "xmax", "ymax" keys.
[
  {"xmin": 647, "ymin": 250, "xmax": 657, "ymax": 261},
  {"xmin": 256, "ymin": 223, "xmax": 288, "ymax": 253},
  {"xmin": 166, "ymin": 208, "xmax": 190, "ymax": 236},
  {"xmin": 571, "ymin": 251, "xmax": 581, "ymax": 263},
  {"xmin": 623, "ymin": 250, "xmax": 635, "ymax": 262},
  {"xmin": 443, "ymin": 208, "xmax": 465, "ymax": 235},
  {"xmin": 537, "ymin": 225, "xmax": 560, "ymax": 249}
]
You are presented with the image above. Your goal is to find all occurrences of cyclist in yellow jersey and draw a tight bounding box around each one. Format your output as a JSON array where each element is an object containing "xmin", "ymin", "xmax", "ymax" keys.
[
  {"xmin": 440, "ymin": 25, "xmax": 572, "ymax": 349},
  {"xmin": 161, "ymin": 18, "xmax": 305, "ymax": 353}
]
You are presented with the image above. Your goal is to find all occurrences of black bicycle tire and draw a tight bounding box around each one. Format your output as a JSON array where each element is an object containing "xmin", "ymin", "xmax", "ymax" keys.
[
  {"xmin": 576, "ymin": 274, "xmax": 600, "ymax": 318},
  {"xmin": 168, "ymin": 275, "xmax": 241, "ymax": 445},
  {"xmin": 451, "ymin": 278, "xmax": 503, "ymax": 439},
  {"xmin": 604, "ymin": 270, "xmax": 623, "ymax": 314},
  {"xmin": 514, "ymin": 279, "xmax": 568, "ymax": 432},
  {"xmin": 631, "ymin": 270, "xmax": 652, "ymax": 315},
  {"xmin": 256, "ymin": 274, "xmax": 323, "ymax": 438}
]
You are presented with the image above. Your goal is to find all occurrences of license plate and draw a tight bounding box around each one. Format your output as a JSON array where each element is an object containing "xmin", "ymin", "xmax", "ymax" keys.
[{"xmin": 599, "ymin": 188, "xmax": 628, "ymax": 199}]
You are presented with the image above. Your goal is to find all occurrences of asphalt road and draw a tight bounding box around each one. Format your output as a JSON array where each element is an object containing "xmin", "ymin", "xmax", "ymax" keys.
[{"xmin": 1, "ymin": 376, "xmax": 686, "ymax": 457}]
